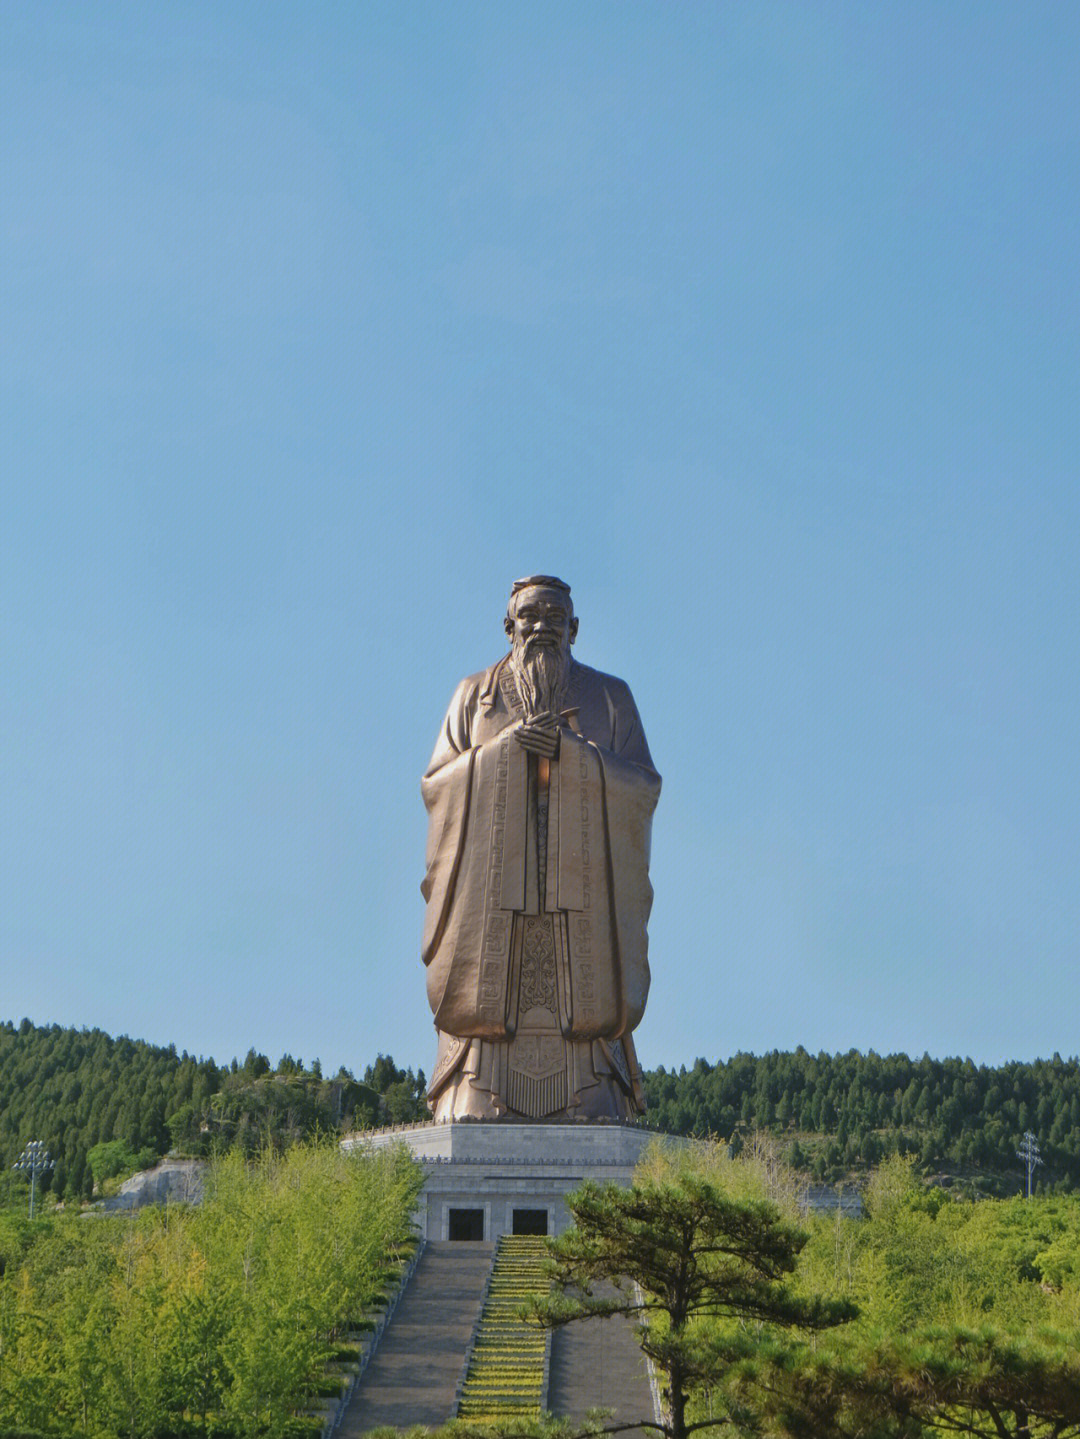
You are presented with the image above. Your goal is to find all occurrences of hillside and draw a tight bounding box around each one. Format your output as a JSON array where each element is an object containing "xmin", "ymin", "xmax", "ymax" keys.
[
  {"xmin": 0, "ymin": 1020, "xmax": 426, "ymax": 1202},
  {"xmin": 644, "ymin": 1048, "xmax": 1080, "ymax": 1194},
  {"xmin": 4, "ymin": 1020, "xmax": 1079, "ymax": 1201}
]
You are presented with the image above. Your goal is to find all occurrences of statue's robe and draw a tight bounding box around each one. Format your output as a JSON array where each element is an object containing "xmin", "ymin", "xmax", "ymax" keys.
[{"xmin": 421, "ymin": 655, "xmax": 661, "ymax": 1119}]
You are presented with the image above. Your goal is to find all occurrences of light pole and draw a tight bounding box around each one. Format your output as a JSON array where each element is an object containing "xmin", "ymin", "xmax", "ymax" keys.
[
  {"xmin": 1016, "ymin": 1130, "xmax": 1042, "ymax": 1199},
  {"xmin": 12, "ymin": 1140, "xmax": 54, "ymax": 1219}
]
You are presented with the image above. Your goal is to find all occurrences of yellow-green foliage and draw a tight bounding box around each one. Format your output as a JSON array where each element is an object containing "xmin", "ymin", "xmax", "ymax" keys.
[
  {"xmin": 528, "ymin": 1141, "xmax": 1080, "ymax": 1439},
  {"xmin": 0, "ymin": 1141, "xmax": 423, "ymax": 1439},
  {"xmin": 799, "ymin": 1151, "xmax": 1080, "ymax": 1334},
  {"xmin": 635, "ymin": 1130, "xmax": 805, "ymax": 1219},
  {"xmin": 646, "ymin": 1144, "xmax": 1080, "ymax": 1433},
  {"xmin": 456, "ymin": 1236, "xmax": 550, "ymax": 1421}
]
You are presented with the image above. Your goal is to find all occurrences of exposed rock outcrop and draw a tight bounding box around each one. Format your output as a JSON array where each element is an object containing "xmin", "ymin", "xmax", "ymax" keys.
[{"xmin": 102, "ymin": 1158, "xmax": 206, "ymax": 1210}]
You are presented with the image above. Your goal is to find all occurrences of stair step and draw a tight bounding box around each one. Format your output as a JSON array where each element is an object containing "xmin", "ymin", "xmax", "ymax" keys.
[{"xmin": 337, "ymin": 1241, "xmax": 493, "ymax": 1433}]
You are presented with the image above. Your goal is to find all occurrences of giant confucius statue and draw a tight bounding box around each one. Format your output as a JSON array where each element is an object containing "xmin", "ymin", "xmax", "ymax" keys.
[{"xmin": 420, "ymin": 576, "xmax": 661, "ymax": 1122}]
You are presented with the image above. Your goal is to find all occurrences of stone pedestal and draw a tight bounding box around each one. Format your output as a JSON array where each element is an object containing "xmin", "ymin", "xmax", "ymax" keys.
[{"xmin": 342, "ymin": 1121, "xmax": 666, "ymax": 1243}]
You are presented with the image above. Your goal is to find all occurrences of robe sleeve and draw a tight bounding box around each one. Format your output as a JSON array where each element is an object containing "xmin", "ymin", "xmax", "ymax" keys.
[
  {"xmin": 604, "ymin": 678, "xmax": 658, "ymax": 775},
  {"xmin": 553, "ymin": 677, "xmax": 661, "ymax": 1037},
  {"xmin": 600, "ymin": 680, "xmax": 661, "ymax": 1029},
  {"xmin": 420, "ymin": 677, "xmax": 479, "ymax": 965}
]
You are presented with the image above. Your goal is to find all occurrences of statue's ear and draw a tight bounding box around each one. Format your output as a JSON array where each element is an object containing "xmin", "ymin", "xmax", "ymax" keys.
[
  {"xmin": 569, "ymin": 616, "xmax": 579, "ymax": 643},
  {"xmin": 504, "ymin": 615, "xmax": 514, "ymax": 638}
]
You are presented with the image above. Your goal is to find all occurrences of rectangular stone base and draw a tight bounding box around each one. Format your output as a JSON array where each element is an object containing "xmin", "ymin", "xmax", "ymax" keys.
[{"xmin": 342, "ymin": 1121, "xmax": 666, "ymax": 1243}]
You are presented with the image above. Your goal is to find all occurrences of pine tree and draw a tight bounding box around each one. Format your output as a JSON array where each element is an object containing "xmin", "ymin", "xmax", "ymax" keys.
[{"xmin": 532, "ymin": 1169, "xmax": 855, "ymax": 1439}]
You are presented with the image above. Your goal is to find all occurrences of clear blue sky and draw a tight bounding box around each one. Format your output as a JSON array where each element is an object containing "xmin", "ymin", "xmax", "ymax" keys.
[{"xmin": 3, "ymin": 3, "xmax": 1079, "ymax": 1080}]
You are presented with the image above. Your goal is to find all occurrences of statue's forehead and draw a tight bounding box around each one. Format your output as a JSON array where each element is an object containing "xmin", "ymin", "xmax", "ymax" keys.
[{"xmin": 515, "ymin": 586, "xmax": 571, "ymax": 609}]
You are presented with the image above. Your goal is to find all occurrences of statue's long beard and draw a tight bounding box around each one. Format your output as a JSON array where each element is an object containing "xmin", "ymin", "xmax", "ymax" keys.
[{"xmin": 510, "ymin": 638, "xmax": 569, "ymax": 719}]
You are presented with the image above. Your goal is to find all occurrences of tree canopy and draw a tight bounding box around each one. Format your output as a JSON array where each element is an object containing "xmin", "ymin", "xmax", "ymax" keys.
[
  {"xmin": 6, "ymin": 1020, "xmax": 1080, "ymax": 1203},
  {"xmin": 529, "ymin": 1143, "xmax": 1080, "ymax": 1439},
  {"xmin": 644, "ymin": 1049, "xmax": 1080, "ymax": 1191},
  {"xmin": 0, "ymin": 1020, "xmax": 426, "ymax": 1202},
  {"xmin": 0, "ymin": 1141, "xmax": 424, "ymax": 1438},
  {"xmin": 533, "ymin": 1146, "xmax": 855, "ymax": 1439}
]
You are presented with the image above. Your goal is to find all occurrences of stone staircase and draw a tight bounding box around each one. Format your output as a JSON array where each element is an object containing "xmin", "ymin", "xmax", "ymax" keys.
[
  {"xmin": 337, "ymin": 1243, "xmax": 657, "ymax": 1436},
  {"xmin": 546, "ymin": 1288, "xmax": 658, "ymax": 1438},
  {"xmin": 336, "ymin": 1240, "xmax": 493, "ymax": 1434}
]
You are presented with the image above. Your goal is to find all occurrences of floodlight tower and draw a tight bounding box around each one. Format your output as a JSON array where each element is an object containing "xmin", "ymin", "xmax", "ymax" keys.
[
  {"xmin": 12, "ymin": 1140, "xmax": 54, "ymax": 1219},
  {"xmin": 1016, "ymin": 1130, "xmax": 1042, "ymax": 1199}
]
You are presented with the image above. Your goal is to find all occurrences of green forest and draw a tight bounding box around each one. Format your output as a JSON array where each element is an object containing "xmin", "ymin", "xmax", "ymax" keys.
[
  {"xmin": 0, "ymin": 1022, "xmax": 427, "ymax": 1204},
  {"xmin": 0, "ymin": 1143, "xmax": 422, "ymax": 1438},
  {"xmin": 4, "ymin": 1012, "xmax": 1080, "ymax": 1437},
  {"xmin": 642, "ymin": 1048, "xmax": 1080, "ymax": 1192},
  {"xmin": 6, "ymin": 1135, "xmax": 1080, "ymax": 1438},
  {"xmin": 3, "ymin": 1022, "xmax": 1080, "ymax": 1201}
]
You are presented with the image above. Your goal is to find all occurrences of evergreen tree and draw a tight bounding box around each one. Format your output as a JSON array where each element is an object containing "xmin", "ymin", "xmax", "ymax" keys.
[{"xmin": 533, "ymin": 1163, "xmax": 855, "ymax": 1439}]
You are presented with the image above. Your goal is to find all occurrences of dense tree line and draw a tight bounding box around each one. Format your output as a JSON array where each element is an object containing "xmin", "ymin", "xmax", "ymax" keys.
[
  {"xmin": 0, "ymin": 1021, "xmax": 221, "ymax": 1203},
  {"xmin": 643, "ymin": 1048, "xmax": 1080, "ymax": 1191},
  {"xmin": 165, "ymin": 1051, "xmax": 426, "ymax": 1157},
  {"xmin": 0, "ymin": 1142, "xmax": 423, "ymax": 1438},
  {"xmin": 8, "ymin": 1018, "xmax": 1080, "ymax": 1201},
  {"xmin": 0, "ymin": 1021, "xmax": 426, "ymax": 1202}
]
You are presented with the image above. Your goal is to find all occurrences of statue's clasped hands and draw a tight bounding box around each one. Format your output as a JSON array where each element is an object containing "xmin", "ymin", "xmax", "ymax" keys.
[{"xmin": 513, "ymin": 712, "xmax": 561, "ymax": 759}]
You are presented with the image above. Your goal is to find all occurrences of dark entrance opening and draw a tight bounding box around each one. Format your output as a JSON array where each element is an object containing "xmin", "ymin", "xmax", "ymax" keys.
[
  {"xmin": 448, "ymin": 1207, "xmax": 484, "ymax": 1241},
  {"xmin": 512, "ymin": 1208, "xmax": 549, "ymax": 1236}
]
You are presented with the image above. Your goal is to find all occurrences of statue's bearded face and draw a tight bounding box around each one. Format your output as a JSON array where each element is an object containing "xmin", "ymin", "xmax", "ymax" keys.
[{"xmin": 506, "ymin": 586, "xmax": 577, "ymax": 717}]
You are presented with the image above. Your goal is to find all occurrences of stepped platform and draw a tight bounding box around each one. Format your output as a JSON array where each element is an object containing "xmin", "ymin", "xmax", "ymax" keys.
[
  {"xmin": 338, "ymin": 1241, "xmax": 492, "ymax": 1434},
  {"xmin": 338, "ymin": 1121, "xmax": 668, "ymax": 1430}
]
